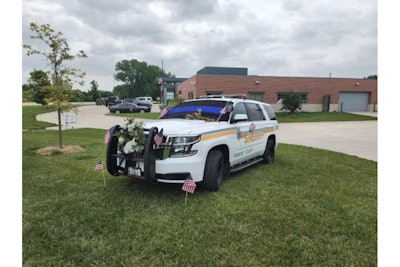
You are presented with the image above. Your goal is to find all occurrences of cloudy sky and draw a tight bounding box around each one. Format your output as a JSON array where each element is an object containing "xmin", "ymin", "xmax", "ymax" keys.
[{"xmin": 21, "ymin": 0, "xmax": 377, "ymax": 92}]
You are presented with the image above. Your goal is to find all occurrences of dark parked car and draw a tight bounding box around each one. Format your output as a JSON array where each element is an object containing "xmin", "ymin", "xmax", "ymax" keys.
[
  {"xmin": 109, "ymin": 103, "xmax": 151, "ymax": 113},
  {"xmin": 106, "ymin": 96, "xmax": 122, "ymax": 107},
  {"xmin": 123, "ymin": 98, "xmax": 152, "ymax": 109}
]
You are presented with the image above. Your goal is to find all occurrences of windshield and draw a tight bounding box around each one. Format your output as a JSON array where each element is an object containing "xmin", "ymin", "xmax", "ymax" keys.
[{"xmin": 161, "ymin": 100, "xmax": 230, "ymax": 122}]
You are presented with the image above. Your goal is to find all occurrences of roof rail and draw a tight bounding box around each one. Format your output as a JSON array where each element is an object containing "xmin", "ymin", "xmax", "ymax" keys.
[{"xmin": 198, "ymin": 94, "xmax": 247, "ymax": 99}]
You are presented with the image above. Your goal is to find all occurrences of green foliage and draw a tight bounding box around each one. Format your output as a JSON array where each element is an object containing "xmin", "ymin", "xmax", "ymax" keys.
[
  {"xmin": 365, "ymin": 75, "xmax": 377, "ymax": 79},
  {"xmin": 24, "ymin": 69, "xmax": 51, "ymax": 104},
  {"xmin": 280, "ymin": 91, "xmax": 302, "ymax": 115},
  {"xmin": 88, "ymin": 80, "xmax": 100, "ymax": 101},
  {"xmin": 23, "ymin": 22, "xmax": 88, "ymax": 148},
  {"xmin": 113, "ymin": 59, "xmax": 174, "ymax": 99}
]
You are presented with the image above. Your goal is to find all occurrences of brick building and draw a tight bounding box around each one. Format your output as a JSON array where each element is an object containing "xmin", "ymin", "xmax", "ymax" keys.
[{"xmin": 176, "ymin": 67, "xmax": 377, "ymax": 112}]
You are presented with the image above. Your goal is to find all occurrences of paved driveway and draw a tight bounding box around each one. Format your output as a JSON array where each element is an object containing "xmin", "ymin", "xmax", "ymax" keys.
[{"xmin": 36, "ymin": 105, "xmax": 377, "ymax": 162}]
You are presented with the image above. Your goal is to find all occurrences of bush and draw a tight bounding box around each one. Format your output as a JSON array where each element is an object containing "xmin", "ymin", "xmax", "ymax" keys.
[{"xmin": 280, "ymin": 91, "xmax": 302, "ymax": 115}]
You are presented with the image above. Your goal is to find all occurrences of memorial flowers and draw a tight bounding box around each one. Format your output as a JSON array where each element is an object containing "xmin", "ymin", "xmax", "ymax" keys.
[{"xmin": 117, "ymin": 118, "xmax": 146, "ymax": 157}]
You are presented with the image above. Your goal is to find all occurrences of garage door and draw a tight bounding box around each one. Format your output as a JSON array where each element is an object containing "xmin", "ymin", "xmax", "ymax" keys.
[{"xmin": 338, "ymin": 92, "xmax": 369, "ymax": 112}]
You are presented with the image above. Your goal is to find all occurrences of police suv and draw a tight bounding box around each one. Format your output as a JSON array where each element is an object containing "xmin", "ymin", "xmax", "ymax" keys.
[{"xmin": 106, "ymin": 95, "xmax": 279, "ymax": 191}]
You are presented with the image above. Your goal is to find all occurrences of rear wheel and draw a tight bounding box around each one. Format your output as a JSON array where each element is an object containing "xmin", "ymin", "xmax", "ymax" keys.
[
  {"xmin": 202, "ymin": 150, "xmax": 224, "ymax": 191},
  {"xmin": 262, "ymin": 138, "xmax": 275, "ymax": 164},
  {"xmin": 115, "ymin": 110, "xmax": 120, "ymax": 114}
]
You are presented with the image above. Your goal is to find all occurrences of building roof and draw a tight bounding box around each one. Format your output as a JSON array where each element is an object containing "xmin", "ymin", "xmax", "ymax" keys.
[{"xmin": 196, "ymin": 66, "xmax": 248, "ymax": 76}]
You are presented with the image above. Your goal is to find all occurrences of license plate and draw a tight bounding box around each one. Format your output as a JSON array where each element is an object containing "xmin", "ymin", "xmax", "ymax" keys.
[{"xmin": 128, "ymin": 167, "xmax": 141, "ymax": 176}]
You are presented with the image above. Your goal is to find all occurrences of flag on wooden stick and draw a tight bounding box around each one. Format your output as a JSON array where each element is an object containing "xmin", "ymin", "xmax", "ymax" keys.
[
  {"xmin": 182, "ymin": 175, "xmax": 196, "ymax": 205},
  {"xmin": 94, "ymin": 159, "xmax": 106, "ymax": 185},
  {"xmin": 182, "ymin": 175, "xmax": 196, "ymax": 194}
]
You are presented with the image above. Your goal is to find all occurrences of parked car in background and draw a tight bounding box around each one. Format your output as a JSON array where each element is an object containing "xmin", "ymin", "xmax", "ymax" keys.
[
  {"xmin": 109, "ymin": 102, "xmax": 151, "ymax": 113},
  {"xmin": 96, "ymin": 97, "xmax": 105, "ymax": 105},
  {"xmin": 136, "ymin": 97, "xmax": 153, "ymax": 106},
  {"xmin": 106, "ymin": 96, "xmax": 122, "ymax": 107},
  {"xmin": 124, "ymin": 98, "xmax": 152, "ymax": 109}
]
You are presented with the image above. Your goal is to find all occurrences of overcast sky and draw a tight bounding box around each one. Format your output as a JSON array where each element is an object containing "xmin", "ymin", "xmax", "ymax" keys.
[{"xmin": 21, "ymin": 0, "xmax": 377, "ymax": 92}]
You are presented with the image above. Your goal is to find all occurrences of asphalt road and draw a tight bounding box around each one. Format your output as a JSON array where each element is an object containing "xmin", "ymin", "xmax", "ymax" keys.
[{"xmin": 35, "ymin": 104, "xmax": 377, "ymax": 162}]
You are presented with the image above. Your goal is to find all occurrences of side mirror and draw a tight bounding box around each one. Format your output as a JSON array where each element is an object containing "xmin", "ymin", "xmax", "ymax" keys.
[{"xmin": 226, "ymin": 103, "xmax": 234, "ymax": 113}]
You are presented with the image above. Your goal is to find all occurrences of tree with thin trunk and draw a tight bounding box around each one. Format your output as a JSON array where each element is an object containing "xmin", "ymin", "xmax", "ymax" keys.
[{"xmin": 23, "ymin": 22, "xmax": 87, "ymax": 149}]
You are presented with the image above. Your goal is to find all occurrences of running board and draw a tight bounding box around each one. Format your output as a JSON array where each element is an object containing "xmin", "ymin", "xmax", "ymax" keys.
[{"xmin": 230, "ymin": 157, "xmax": 263, "ymax": 173}]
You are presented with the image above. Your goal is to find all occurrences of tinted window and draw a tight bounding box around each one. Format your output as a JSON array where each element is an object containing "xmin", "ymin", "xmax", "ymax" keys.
[
  {"xmin": 263, "ymin": 104, "xmax": 276, "ymax": 120},
  {"xmin": 245, "ymin": 103, "xmax": 265, "ymax": 121},
  {"xmin": 162, "ymin": 100, "xmax": 229, "ymax": 121}
]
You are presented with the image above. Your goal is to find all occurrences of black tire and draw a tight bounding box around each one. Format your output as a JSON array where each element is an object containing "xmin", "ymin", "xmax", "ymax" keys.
[
  {"xmin": 202, "ymin": 150, "xmax": 224, "ymax": 191},
  {"xmin": 262, "ymin": 138, "xmax": 275, "ymax": 164},
  {"xmin": 106, "ymin": 125, "xmax": 121, "ymax": 175}
]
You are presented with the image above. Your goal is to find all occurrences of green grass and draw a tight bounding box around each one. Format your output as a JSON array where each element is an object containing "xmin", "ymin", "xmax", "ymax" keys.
[
  {"xmin": 23, "ymin": 108, "xmax": 377, "ymax": 266},
  {"xmin": 22, "ymin": 105, "xmax": 58, "ymax": 130},
  {"xmin": 107, "ymin": 111, "xmax": 377, "ymax": 123},
  {"xmin": 275, "ymin": 112, "xmax": 377, "ymax": 123}
]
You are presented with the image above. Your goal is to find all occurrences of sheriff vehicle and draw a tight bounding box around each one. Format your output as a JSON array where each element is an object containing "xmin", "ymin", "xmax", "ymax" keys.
[{"xmin": 106, "ymin": 95, "xmax": 279, "ymax": 191}]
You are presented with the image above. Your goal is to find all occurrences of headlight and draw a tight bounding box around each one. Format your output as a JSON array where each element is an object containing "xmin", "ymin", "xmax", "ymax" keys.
[{"xmin": 170, "ymin": 135, "xmax": 201, "ymax": 157}]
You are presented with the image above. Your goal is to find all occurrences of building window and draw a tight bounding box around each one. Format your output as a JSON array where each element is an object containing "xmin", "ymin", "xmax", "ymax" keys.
[
  {"xmin": 249, "ymin": 92, "xmax": 264, "ymax": 102},
  {"xmin": 277, "ymin": 92, "xmax": 308, "ymax": 103},
  {"xmin": 188, "ymin": 92, "xmax": 194, "ymax": 100}
]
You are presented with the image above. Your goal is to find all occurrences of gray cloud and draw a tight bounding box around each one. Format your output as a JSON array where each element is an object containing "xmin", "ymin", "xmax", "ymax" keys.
[{"xmin": 22, "ymin": 0, "xmax": 377, "ymax": 91}]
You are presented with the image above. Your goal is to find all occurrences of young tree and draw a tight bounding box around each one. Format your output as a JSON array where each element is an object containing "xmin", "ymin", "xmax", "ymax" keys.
[
  {"xmin": 23, "ymin": 22, "xmax": 87, "ymax": 149},
  {"xmin": 280, "ymin": 91, "xmax": 302, "ymax": 115}
]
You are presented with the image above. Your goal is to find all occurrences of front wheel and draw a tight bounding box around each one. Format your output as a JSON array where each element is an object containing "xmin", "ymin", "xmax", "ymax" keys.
[
  {"xmin": 262, "ymin": 139, "xmax": 275, "ymax": 164},
  {"xmin": 202, "ymin": 150, "xmax": 224, "ymax": 191}
]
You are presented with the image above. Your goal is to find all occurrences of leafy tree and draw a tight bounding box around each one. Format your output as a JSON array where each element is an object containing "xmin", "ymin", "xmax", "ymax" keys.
[
  {"xmin": 26, "ymin": 69, "xmax": 51, "ymax": 105},
  {"xmin": 88, "ymin": 80, "xmax": 100, "ymax": 101},
  {"xmin": 365, "ymin": 75, "xmax": 377, "ymax": 79},
  {"xmin": 113, "ymin": 59, "xmax": 173, "ymax": 99},
  {"xmin": 280, "ymin": 91, "xmax": 302, "ymax": 115},
  {"xmin": 23, "ymin": 22, "xmax": 87, "ymax": 149}
]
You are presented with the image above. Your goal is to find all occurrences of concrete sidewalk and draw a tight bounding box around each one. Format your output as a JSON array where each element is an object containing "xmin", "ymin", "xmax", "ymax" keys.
[{"xmin": 35, "ymin": 105, "xmax": 377, "ymax": 162}]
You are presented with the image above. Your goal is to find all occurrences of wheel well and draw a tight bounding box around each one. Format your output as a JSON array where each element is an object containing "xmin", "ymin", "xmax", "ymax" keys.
[
  {"xmin": 210, "ymin": 145, "xmax": 230, "ymax": 174},
  {"xmin": 268, "ymin": 134, "xmax": 276, "ymax": 145},
  {"xmin": 210, "ymin": 145, "xmax": 229, "ymax": 161}
]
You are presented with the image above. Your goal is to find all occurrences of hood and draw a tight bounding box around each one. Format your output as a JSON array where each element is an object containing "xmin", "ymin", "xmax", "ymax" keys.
[{"xmin": 142, "ymin": 119, "xmax": 228, "ymax": 136}]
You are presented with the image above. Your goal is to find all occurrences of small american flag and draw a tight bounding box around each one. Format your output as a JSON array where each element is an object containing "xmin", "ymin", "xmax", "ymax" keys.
[
  {"xmin": 104, "ymin": 130, "xmax": 110, "ymax": 144},
  {"xmin": 182, "ymin": 175, "xmax": 196, "ymax": 193},
  {"xmin": 153, "ymin": 128, "xmax": 163, "ymax": 147},
  {"xmin": 249, "ymin": 122, "xmax": 256, "ymax": 132},
  {"xmin": 276, "ymin": 98, "xmax": 283, "ymax": 105},
  {"xmin": 220, "ymin": 106, "xmax": 227, "ymax": 114},
  {"xmin": 158, "ymin": 77, "xmax": 163, "ymax": 84},
  {"xmin": 94, "ymin": 160, "xmax": 103, "ymax": 171},
  {"xmin": 160, "ymin": 108, "xmax": 168, "ymax": 118}
]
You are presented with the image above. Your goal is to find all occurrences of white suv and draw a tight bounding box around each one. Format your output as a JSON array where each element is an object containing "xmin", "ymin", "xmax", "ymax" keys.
[
  {"xmin": 106, "ymin": 96, "xmax": 279, "ymax": 191},
  {"xmin": 136, "ymin": 97, "xmax": 153, "ymax": 106}
]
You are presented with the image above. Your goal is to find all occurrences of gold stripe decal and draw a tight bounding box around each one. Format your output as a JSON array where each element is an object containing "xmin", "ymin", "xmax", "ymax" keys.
[
  {"xmin": 202, "ymin": 127, "xmax": 274, "ymax": 142},
  {"xmin": 202, "ymin": 129, "xmax": 237, "ymax": 141}
]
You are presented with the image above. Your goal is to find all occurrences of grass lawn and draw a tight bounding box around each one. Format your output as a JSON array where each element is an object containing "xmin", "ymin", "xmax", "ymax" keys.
[
  {"xmin": 108, "ymin": 110, "xmax": 377, "ymax": 123},
  {"xmin": 22, "ymin": 106, "xmax": 377, "ymax": 266}
]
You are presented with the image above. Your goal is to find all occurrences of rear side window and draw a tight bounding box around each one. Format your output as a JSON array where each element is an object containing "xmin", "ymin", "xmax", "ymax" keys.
[
  {"xmin": 245, "ymin": 103, "xmax": 265, "ymax": 121},
  {"xmin": 263, "ymin": 104, "xmax": 276, "ymax": 120}
]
